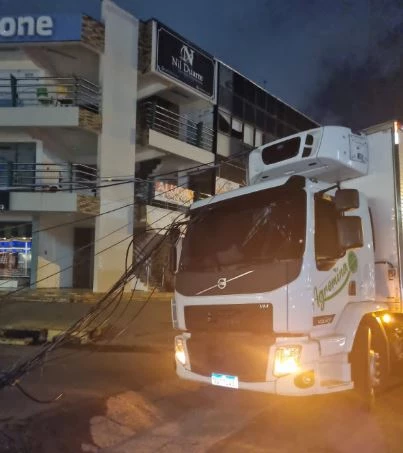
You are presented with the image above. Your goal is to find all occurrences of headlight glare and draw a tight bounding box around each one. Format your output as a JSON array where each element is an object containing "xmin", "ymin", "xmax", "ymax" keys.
[
  {"xmin": 175, "ymin": 337, "xmax": 186, "ymax": 365},
  {"xmin": 274, "ymin": 345, "xmax": 301, "ymax": 377}
]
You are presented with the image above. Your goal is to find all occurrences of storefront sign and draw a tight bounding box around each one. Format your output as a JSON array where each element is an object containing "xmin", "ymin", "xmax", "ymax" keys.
[
  {"xmin": 154, "ymin": 181, "xmax": 194, "ymax": 206},
  {"xmin": 0, "ymin": 14, "xmax": 82, "ymax": 43},
  {"xmin": 155, "ymin": 24, "xmax": 216, "ymax": 100}
]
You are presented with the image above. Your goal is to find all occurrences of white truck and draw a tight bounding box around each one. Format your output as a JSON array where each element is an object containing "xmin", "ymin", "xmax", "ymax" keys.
[{"xmin": 171, "ymin": 120, "xmax": 403, "ymax": 404}]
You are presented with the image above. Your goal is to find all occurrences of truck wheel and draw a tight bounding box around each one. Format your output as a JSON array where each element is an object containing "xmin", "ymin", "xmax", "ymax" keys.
[{"xmin": 351, "ymin": 317, "xmax": 389, "ymax": 409}]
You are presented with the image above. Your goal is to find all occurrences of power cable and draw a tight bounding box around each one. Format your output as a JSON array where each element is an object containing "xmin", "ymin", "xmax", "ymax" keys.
[{"xmin": 0, "ymin": 148, "xmax": 250, "ymax": 391}]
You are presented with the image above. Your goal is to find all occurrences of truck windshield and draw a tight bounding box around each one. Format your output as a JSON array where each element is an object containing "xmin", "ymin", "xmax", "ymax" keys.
[{"xmin": 180, "ymin": 186, "xmax": 306, "ymax": 272}]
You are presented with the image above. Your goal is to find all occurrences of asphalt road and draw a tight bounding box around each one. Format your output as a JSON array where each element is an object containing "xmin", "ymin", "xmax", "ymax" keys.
[{"xmin": 1, "ymin": 299, "xmax": 403, "ymax": 452}]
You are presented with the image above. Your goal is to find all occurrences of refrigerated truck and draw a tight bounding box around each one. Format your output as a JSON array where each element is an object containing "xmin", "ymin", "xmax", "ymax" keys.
[{"xmin": 171, "ymin": 120, "xmax": 403, "ymax": 403}]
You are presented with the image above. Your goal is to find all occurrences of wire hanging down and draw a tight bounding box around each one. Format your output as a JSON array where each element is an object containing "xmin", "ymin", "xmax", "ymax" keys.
[{"xmin": 0, "ymin": 147, "xmax": 251, "ymax": 393}]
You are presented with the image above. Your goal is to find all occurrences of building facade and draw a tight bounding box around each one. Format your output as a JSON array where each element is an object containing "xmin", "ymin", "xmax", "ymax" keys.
[{"xmin": 0, "ymin": 4, "xmax": 318, "ymax": 292}]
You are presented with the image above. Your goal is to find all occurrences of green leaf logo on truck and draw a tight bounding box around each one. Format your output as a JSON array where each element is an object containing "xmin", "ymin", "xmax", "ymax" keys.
[{"xmin": 314, "ymin": 251, "xmax": 358, "ymax": 311}]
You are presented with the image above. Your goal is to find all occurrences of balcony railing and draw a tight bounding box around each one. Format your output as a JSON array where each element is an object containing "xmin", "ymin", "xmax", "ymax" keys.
[
  {"xmin": 135, "ymin": 179, "xmax": 193, "ymax": 212},
  {"xmin": 139, "ymin": 101, "xmax": 214, "ymax": 152},
  {"xmin": 0, "ymin": 76, "xmax": 101, "ymax": 113},
  {"xmin": 0, "ymin": 162, "xmax": 98, "ymax": 195}
]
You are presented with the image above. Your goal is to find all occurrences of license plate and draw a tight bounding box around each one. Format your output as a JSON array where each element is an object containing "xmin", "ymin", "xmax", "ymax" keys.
[{"xmin": 211, "ymin": 372, "xmax": 239, "ymax": 389}]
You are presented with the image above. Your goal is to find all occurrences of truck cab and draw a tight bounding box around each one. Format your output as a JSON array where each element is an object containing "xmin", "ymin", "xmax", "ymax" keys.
[{"xmin": 172, "ymin": 122, "xmax": 403, "ymax": 400}]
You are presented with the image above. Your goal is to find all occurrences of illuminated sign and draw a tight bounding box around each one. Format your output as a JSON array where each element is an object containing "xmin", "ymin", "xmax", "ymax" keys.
[
  {"xmin": 0, "ymin": 14, "xmax": 82, "ymax": 43},
  {"xmin": 155, "ymin": 23, "xmax": 216, "ymax": 100},
  {"xmin": 154, "ymin": 181, "xmax": 194, "ymax": 206}
]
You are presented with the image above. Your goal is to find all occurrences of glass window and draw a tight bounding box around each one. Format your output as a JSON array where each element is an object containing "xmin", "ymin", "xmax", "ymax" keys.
[
  {"xmin": 256, "ymin": 110, "xmax": 265, "ymax": 129},
  {"xmin": 244, "ymin": 102, "xmax": 255, "ymax": 123},
  {"xmin": 243, "ymin": 124, "xmax": 254, "ymax": 146},
  {"xmin": 233, "ymin": 72, "xmax": 244, "ymax": 98},
  {"xmin": 219, "ymin": 63, "xmax": 233, "ymax": 89},
  {"xmin": 315, "ymin": 197, "xmax": 344, "ymax": 270},
  {"xmin": 255, "ymin": 129, "xmax": 263, "ymax": 147},
  {"xmin": 266, "ymin": 94, "xmax": 277, "ymax": 116},
  {"xmin": 244, "ymin": 80, "xmax": 255, "ymax": 104},
  {"xmin": 256, "ymin": 88, "xmax": 266, "ymax": 109},
  {"xmin": 218, "ymin": 111, "xmax": 231, "ymax": 134},
  {"xmin": 277, "ymin": 103, "xmax": 285, "ymax": 120},
  {"xmin": 277, "ymin": 122, "xmax": 285, "ymax": 137},
  {"xmin": 263, "ymin": 132, "xmax": 276, "ymax": 144},
  {"xmin": 261, "ymin": 137, "xmax": 301, "ymax": 165},
  {"xmin": 306, "ymin": 134, "xmax": 314, "ymax": 146},
  {"xmin": 231, "ymin": 118, "xmax": 243, "ymax": 139},
  {"xmin": 265, "ymin": 115, "xmax": 276, "ymax": 134},
  {"xmin": 218, "ymin": 87, "xmax": 232, "ymax": 111},
  {"xmin": 180, "ymin": 186, "xmax": 306, "ymax": 272},
  {"xmin": 233, "ymin": 95, "xmax": 243, "ymax": 118}
]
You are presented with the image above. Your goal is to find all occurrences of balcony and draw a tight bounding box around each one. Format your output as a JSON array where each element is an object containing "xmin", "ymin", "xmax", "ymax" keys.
[
  {"xmin": 0, "ymin": 163, "xmax": 99, "ymax": 215},
  {"xmin": 0, "ymin": 76, "xmax": 102, "ymax": 133},
  {"xmin": 137, "ymin": 101, "xmax": 215, "ymax": 164}
]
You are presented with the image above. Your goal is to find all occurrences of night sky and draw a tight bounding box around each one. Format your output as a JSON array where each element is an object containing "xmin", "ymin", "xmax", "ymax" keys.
[{"xmin": 1, "ymin": 0, "xmax": 402, "ymax": 127}]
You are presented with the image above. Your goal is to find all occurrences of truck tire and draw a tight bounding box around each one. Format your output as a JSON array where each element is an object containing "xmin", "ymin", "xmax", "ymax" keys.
[{"xmin": 351, "ymin": 316, "xmax": 389, "ymax": 409}]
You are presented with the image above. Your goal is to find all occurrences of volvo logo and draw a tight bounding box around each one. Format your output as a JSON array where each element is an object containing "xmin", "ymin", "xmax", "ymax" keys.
[{"xmin": 217, "ymin": 277, "xmax": 227, "ymax": 290}]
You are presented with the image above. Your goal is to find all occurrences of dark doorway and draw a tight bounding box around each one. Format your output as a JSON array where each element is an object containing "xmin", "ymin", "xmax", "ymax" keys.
[{"xmin": 73, "ymin": 228, "xmax": 94, "ymax": 289}]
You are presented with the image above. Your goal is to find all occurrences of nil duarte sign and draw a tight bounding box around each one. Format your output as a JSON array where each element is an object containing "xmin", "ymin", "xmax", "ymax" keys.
[
  {"xmin": 0, "ymin": 14, "xmax": 82, "ymax": 43},
  {"xmin": 155, "ymin": 23, "xmax": 216, "ymax": 100}
]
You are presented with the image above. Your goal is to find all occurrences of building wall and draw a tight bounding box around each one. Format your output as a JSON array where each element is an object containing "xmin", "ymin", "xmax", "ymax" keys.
[
  {"xmin": 0, "ymin": 49, "xmax": 42, "ymax": 73},
  {"xmin": 33, "ymin": 213, "xmax": 74, "ymax": 288},
  {"xmin": 93, "ymin": 0, "xmax": 139, "ymax": 292}
]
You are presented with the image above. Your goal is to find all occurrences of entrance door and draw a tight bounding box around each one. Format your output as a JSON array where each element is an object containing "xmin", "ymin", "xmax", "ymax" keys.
[{"xmin": 73, "ymin": 228, "xmax": 94, "ymax": 289}]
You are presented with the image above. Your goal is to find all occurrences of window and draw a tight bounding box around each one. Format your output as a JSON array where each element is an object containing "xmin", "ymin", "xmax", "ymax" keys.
[
  {"xmin": 256, "ymin": 88, "xmax": 266, "ymax": 110},
  {"xmin": 243, "ymin": 124, "xmax": 254, "ymax": 146},
  {"xmin": 261, "ymin": 137, "xmax": 300, "ymax": 165},
  {"xmin": 277, "ymin": 122, "xmax": 285, "ymax": 137},
  {"xmin": 266, "ymin": 94, "xmax": 277, "ymax": 116},
  {"xmin": 244, "ymin": 103, "xmax": 255, "ymax": 123},
  {"xmin": 218, "ymin": 111, "xmax": 231, "ymax": 134},
  {"xmin": 232, "ymin": 95, "xmax": 243, "ymax": 118},
  {"xmin": 315, "ymin": 197, "xmax": 344, "ymax": 270},
  {"xmin": 231, "ymin": 118, "xmax": 243, "ymax": 139},
  {"xmin": 255, "ymin": 129, "xmax": 263, "ymax": 147},
  {"xmin": 233, "ymin": 72, "xmax": 244, "ymax": 98},
  {"xmin": 256, "ymin": 110, "xmax": 265, "ymax": 129},
  {"xmin": 244, "ymin": 80, "xmax": 255, "ymax": 104},
  {"xmin": 265, "ymin": 115, "xmax": 276, "ymax": 134},
  {"xmin": 219, "ymin": 87, "xmax": 232, "ymax": 111}
]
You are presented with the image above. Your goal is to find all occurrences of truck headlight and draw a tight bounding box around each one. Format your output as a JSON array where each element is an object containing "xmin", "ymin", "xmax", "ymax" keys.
[
  {"xmin": 175, "ymin": 337, "xmax": 186, "ymax": 366},
  {"xmin": 273, "ymin": 345, "xmax": 301, "ymax": 377}
]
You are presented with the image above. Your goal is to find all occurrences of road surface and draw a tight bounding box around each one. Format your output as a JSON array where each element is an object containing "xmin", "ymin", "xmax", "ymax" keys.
[{"xmin": 1, "ymin": 299, "xmax": 403, "ymax": 452}]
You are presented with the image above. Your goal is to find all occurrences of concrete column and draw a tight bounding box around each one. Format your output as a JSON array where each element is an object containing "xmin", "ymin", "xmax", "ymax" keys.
[{"xmin": 93, "ymin": 0, "xmax": 138, "ymax": 293}]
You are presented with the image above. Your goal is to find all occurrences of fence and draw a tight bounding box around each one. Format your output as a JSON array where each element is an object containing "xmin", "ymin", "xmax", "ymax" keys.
[
  {"xmin": 0, "ymin": 162, "xmax": 98, "ymax": 195},
  {"xmin": 0, "ymin": 76, "xmax": 101, "ymax": 113},
  {"xmin": 140, "ymin": 101, "xmax": 215, "ymax": 152}
]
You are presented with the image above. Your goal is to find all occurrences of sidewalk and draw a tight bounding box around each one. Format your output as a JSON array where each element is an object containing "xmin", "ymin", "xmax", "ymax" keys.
[{"xmin": 0, "ymin": 290, "xmax": 173, "ymax": 346}]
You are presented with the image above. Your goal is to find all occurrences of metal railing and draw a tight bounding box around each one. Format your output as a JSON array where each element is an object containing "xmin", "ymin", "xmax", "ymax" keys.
[
  {"xmin": 139, "ymin": 101, "xmax": 215, "ymax": 152},
  {"xmin": 0, "ymin": 162, "xmax": 98, "ymax": 195},
  {"xmin": 135, "ymin": 179, "xmax": 192, "ymax": 212},
  {"xmin": 0, "ymin": 76, "xmax": 101, "ymax": 113}
]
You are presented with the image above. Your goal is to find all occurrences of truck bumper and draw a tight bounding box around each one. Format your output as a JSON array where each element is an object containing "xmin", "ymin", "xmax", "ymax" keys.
[{"xmin": 175, "ymin": 333, "xmax": 353, "ymax": 396}]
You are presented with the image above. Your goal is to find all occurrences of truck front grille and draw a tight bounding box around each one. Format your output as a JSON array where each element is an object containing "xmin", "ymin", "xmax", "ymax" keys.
[
  {"xmin": 187, "ymin": 333, "xmax": 274, "ymax": 382},
  {"xmin": 184, "ymin": 303, "xmax": 273, "ymax": 333}
]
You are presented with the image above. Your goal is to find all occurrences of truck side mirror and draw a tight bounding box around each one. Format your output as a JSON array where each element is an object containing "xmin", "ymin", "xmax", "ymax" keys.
[
  {"xmin": 337, "ymin": 216, "xmax": 363, "ymax": 250},
  {"xmin": 335, "ymin": 189, "xmax": 359, "ymax": 211}
]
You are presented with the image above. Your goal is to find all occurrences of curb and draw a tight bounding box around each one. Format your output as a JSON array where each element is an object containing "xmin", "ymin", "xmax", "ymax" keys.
[{"xmin": 0, "ymin": 326, "xmax": 102, "ymax": 346}]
